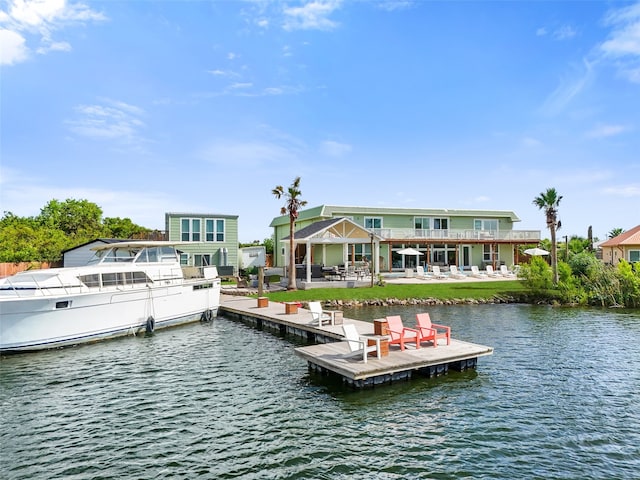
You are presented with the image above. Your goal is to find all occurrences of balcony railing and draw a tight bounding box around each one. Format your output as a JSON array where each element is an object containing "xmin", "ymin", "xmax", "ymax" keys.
[{"xmin": 370, "ymin": 228, "xmax": 540, "ymax": 242}]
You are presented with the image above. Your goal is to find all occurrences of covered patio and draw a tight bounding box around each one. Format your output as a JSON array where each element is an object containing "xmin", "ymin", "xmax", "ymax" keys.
[{"xmin": 281, "ymin": 217, "xmax": 382, "ymax": 288}]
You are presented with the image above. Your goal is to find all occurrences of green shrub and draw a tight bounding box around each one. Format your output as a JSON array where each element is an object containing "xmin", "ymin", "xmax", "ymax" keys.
[
  {"xmin": 568, "ymin": 252, "xmax": 599, "ymax": 277},
  {"xmin": 519, "ymin": 256, "xmax": 553, "ymax": 294},
  {"xmin": 616, "ymin": 260, "xmax": 640, "ymax": 308}
]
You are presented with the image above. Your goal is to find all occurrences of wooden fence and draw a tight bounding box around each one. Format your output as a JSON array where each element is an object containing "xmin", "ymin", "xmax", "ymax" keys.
[{"xmin": 0, "ymin": 262, "xmax": 54, "ymax": 278}]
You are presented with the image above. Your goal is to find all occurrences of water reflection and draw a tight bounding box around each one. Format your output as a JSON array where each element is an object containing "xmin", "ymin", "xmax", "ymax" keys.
[{"xmin": 1, "ymin": 306, "xmax": 639, "ymax": 479}]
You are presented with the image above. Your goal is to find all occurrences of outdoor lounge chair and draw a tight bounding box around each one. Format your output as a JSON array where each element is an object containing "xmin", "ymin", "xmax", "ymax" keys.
[
  {"xmin": 308, "ymin": 301, "xmax": 337, "ymax": 327},
  {"xmin": 470, "ymin": 266, "xmax": 487, "ymax": 278},
  {"xmin": 415, "ymin": 265, "xmax": 432, "ymax": 280},
  {"xmin": 485, "ymin": 265, "xmax": 500, "ymax": 278},
  {"xmin": 386, "ymin": 315, "xmax": 420, "ymax": 350},
  {"xmin": 449, "ymin": 265, "xmax": 466, "ymax": 279},
  {"xmin": 416, "ymin": 312, "xmax": 451, "ymax": 346},
  {"xmin": 341, "ymin": 324, "xmax": 378, "ymax": 363},
  {"xmin": 431, "ymin": 265, "xmax": 448, "ymax": 279},
  {"xmin": 500, "ymin": 265, "xmax": 516, "ymax": 277}
]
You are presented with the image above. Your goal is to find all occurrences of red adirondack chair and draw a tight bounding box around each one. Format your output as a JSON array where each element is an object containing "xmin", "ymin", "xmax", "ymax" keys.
[
  {"xmin": 386, "ymin": 315, "xmax": 420, "ymax": 350},
  {"xmin": 416, "ymin": 312, "xmax": 451, "ymax": 346}
]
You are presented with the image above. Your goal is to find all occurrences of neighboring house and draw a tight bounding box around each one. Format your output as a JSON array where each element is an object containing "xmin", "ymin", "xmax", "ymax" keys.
[
  {"xmin": 62, "ymin": 238, "xmax": 125, "ymax": 267},
  {"xmin": 269, "ymin": 205, "xmax": 540, "ymax": 271},
  {"xmin": 599, "ymin": 225, "xmax": 640, "ymax": 265},
  {"xmin": 239, "ymin": 246, "xmax": 266, "ymax": 271},
  {"xmin": 165, "ymin": 212, "xmax": 239, "ymax": 275}
]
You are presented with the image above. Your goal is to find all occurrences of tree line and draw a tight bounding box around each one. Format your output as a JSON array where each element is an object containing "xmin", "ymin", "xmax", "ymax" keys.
[
  {"xmin": 0, "ymin": 199, "xmax": 153, "ymax": 263},
  {"xmin": 527, "ymin": 187, "xmax": 638, "ymax": 308}
]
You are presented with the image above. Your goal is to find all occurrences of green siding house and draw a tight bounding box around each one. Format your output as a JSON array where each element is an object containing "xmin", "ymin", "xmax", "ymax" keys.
[
  {"xmin": 269, "ymin": 205, "xmax": 540, "ymax": 272},
  {"xmin": 165, "ymin": 212, "xmax": 239, "ymax": 274}
]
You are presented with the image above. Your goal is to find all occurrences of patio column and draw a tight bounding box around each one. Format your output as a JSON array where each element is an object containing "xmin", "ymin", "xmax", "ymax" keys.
[
  {"xmin": 306, "ymin": 240, "xmax": 312, "ymax": 283},
  {"xmin": 343, "ymin": 243, "xmax": 348, "ymax": 267}
]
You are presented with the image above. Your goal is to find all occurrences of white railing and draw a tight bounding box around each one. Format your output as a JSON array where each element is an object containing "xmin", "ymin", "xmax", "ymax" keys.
[
  {"xmin": 370, "ymin": 228, "xmax": 541, "ymax": 241},
  {"xmin": 0, "ymin": 274, "xmax": 84, "ymax": 298}
]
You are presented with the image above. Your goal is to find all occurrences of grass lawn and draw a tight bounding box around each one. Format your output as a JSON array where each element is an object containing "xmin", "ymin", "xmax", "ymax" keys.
[{"xmin": 255, "ymin": 280, "xmax": 527, "ymax": 303}]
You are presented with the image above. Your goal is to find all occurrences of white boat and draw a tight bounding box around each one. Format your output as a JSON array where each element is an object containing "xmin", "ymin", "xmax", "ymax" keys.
[{"xmin": 0, "ymin": 241, "xmax": 221, "ymax": 353}]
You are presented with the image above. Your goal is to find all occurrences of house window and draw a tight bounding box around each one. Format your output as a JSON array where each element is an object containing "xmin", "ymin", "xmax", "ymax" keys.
[
  {"xmin": 348, "ymin": 244, "xmax": 372, "ymax": 263},
  {"xmin": 205, "ymin": 219, "xmax": 225, "ymax": 242},
  {"xmin": 181, "ymin": 218, "xmax": 201, "ymax": 242},
  {"xmin": 433, "ymin": 218, "xmax": 448, "ymax": 229},
  {"xmin": 364, "ymin": 217, "xmax": 382, "ymax": 229},
  {"xmin": 414, "ymin": 217, "xmax": 429, "ymax": 229},
  {"xmin": 630, "ymin": 250, "xmax": 640, "ymax": 262},
  {"xmin": 474, "ymin": 219, "xmax": 498, "ymax": 231},
  {"xmin": 194, "ymin": 254, "xmax": 211, "ymax": 266},
  {"xmin": 483, "ymin": 244, "xmax": 493, "ymax": 262},
  {"xmin": 180, "ymin": 253, "xmax": 188, "ymax": 265}
]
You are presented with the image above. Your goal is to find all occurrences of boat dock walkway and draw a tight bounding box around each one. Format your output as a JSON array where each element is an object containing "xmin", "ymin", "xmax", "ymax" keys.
[{"xmin": 219, "ymin": 295, "xmax": 494, "ymax": 388}]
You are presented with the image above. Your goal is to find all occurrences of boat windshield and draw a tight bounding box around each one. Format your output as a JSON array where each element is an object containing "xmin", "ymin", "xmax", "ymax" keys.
[
  {"xmin": 98, "ymin": 246, "xmax": 139, "ymax": 263},
  {"xmin": 135, "ymin": 246, "xmax": 178, "ymax": 263}
]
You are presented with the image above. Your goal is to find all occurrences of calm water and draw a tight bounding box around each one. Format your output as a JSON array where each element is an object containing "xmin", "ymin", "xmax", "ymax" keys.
[{"xmin": 1, "ymin": 305, "xmax": 640, "ymax": 479}]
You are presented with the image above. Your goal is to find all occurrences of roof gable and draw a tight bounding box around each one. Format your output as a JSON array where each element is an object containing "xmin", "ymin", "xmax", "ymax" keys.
[
  {"xmin": 281, "ymin": 217, "xmax": 380, "ymax": 243},
  {"xmin": 600, "ymin": 225, "xmax": 640, "ymax": 247}
]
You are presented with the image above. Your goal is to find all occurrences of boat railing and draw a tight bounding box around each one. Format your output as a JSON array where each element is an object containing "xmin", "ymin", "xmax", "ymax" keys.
[{"xmin": 0, "ymin": 274, "xmax": 84, "ymax": 298}]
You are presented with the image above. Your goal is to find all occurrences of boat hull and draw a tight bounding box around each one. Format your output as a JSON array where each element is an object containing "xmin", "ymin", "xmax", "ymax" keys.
[{"xmin": 0, "ymin": 280, "xmax": 220, "ymax": 353}]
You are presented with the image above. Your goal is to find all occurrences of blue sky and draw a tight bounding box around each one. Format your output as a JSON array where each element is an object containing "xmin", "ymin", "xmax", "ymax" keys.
[{"xmin": 1, "ymin": 0, "xmax": 639, "ymax": 243}]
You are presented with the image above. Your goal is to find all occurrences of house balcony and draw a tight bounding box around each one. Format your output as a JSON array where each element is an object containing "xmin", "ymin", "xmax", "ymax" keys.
[{"xmin": 370, "ymin": 228, "xmax": 541, "ymax": 243}]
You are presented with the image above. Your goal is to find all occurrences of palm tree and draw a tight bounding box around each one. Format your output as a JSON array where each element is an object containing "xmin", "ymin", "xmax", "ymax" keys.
[
  {"xmin": 533, "ymin": 187, "xmax": 562, "ymax": 285},
  {"xmin": 608, "ymin": 228, "xmax": 624, "ymax": 239},
  {"xmin": 272, "ymin": 177, "xmax": 307, "ymax": 290}
]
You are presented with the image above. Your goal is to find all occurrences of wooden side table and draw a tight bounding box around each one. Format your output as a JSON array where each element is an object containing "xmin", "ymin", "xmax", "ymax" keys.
[
  {"xmin": 374, "ymin": 319, "xmax": 390, "ymax": 336},
  {"xmin": 284, "ymin": 302, "xmax": 299, "ymax": 314},
  {"xmin": 361, "ymin": 334, "xmax": 390, "ymax": 358}
]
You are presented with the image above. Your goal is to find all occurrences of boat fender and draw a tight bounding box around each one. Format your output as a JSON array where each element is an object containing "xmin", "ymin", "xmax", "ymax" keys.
[
  {"xmin": 146, "ymin": 316, "xmax": 155, "ymax": 333},
  {"xmin": 201, "ymin": 309, "xmax": 213, "ymax": 322}
]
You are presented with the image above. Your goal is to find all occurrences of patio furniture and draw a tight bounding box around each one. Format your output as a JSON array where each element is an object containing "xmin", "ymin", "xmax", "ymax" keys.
[
  {"xmin": 449, "ymin": 265, "xmax": 466, "ymax": 279},
  {"xmin": 308, "ymin": 301, "xmax": 337, "ymax": 327},
  {"xmin": 341, "ymin": 324, "xmax": 378, "ymax": 363},
  {"xmin": 416, "ymin": 312, "xmax": 451, "ymax": 346},
  {"xmin": 431, "ymin": 265, "xmax": 448, "ymax": 279},
  {"xmin": 470, "ymin": 266, "xmax": 487, "ymax": 278},
  {"xmin": 500, "ymin": 265, "xmax": 516, "ymax": 277},
  {"xmin": 485, "ymin": 266, "xmax": 500, "ymax": 277},
  {"xmin": 386, "ymin": 315, "xmax": 420, "ymax": 350},
  {"xmin": 415, "ymin": 265, "xmax": 432, "ymax": 280}
]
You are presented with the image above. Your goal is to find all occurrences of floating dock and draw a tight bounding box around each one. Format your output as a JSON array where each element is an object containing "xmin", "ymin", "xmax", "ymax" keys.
[{"xmin": 219, "ymin": 295, "xmax": 493, "ymax": 388}]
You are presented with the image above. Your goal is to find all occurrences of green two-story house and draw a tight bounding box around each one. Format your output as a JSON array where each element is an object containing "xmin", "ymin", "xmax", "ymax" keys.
[
  {"xmin": 165, "ymin": 212, "xmax": 239, "ymax": 275},
  {"xmin": 270, "ymin": 205, "xmax": 540, "ymax": 272}
]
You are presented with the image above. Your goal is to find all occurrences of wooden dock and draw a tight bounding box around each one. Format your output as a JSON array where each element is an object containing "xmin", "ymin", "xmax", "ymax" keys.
[{"xmin": 219, "ymin": 295, "xmax": 493, "ymax": 388}]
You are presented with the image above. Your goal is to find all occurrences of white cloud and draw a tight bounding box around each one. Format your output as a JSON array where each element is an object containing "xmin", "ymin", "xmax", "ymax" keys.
[
  {"xmin": 599, "ymin": 2, "xmax": 640, "ymax": 83},
  {"xmin": 376, "ymin": 1, "xmax": 415, "ymax": 12},
  {"xmin": 539, "ymin": 58, "xmax": 595, "ymax": 115},
  {"xmin": 0, "ymin": 0, "xmax": 106, "ymax": 65},
  {"xmin": 207, "ymin": 68, "xmax": 240, "ymax": 78},
  {"xmin": 586, "ymin": 124, "xmax": 631, "ymax": 138},
  {"xmin": 321, "ymin": 140, "xmax": 352, "ymax": 157},
  {"xmin": 536, "ymin": 24, "xmax": 577, "ymax": 40},
  {"xmin": 601, "ymin": 184, "xmax": 640, "ymax": 197},
  {"xmin": 0, "ymin": 28, "xmax": 28, "ymax": 64},
  {"xmin": 36, "ymin": 38, "xmax": 70, "ymax": 54},
  {"xmin": 554, "ymin": 25, "xmax": 577, "ymax": 40},
  {"xmin": 283, "ymin": 0, "xmax": 341, "ymax": 31},
  {"xmin": 67, "ymin": 99, "xmax": 146, "ymax": 141}
]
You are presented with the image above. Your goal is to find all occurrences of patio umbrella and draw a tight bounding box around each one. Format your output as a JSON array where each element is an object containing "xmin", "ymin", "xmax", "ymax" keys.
[
  {"xmin": 524, "ymin": 247, "xmax": 550, "ymax": 256},
  {"xmin": 397, "ymin": 247, "xmax": 423, "ymax": 256}
]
